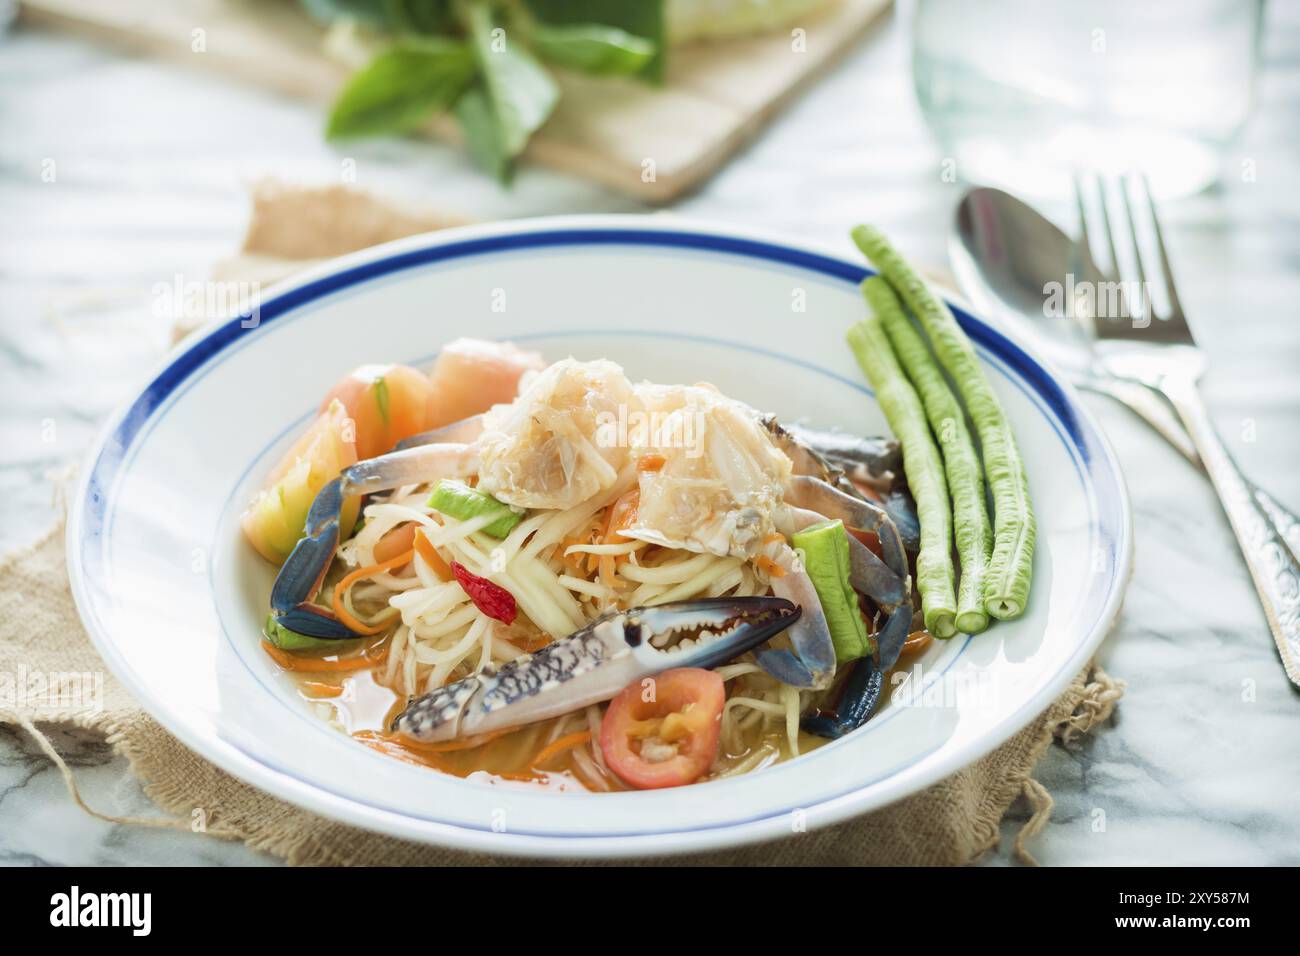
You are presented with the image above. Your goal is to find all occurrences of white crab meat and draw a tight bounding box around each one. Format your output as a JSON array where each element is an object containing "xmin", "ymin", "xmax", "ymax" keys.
[
  {"xmin": 624, "ymin": 384, "xmax": 792, "ymax": 559},
  {"xmin": 476, "ymin": 358, "xmax": 641, "ymax": 510}
]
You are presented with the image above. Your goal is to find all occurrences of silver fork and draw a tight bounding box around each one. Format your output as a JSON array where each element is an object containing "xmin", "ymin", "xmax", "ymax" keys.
[{"xmin": 1079, "ymin": 172, "xmax": 1300, "ymax": 687}]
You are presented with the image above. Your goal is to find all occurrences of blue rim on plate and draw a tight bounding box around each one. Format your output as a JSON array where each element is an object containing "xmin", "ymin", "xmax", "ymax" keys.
[{"xmin": 67, "ymin": 218, "xmax": 1131, "ymax": 856}]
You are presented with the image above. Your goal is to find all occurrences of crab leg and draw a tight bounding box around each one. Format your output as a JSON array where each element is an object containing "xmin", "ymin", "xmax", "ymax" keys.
[
  {"xmin": 785, "ymin": 475, "xmax": 909, "ymax": 583},
  {"xmin": 756, "ymin": 482, "xmax": 913, "ymax": 692},
  {"xmin": 268, "ymin": 440, "xmax": 480, "ymax": 638},
  {"xmin": 393, "ymin": 413, "xmax": 486, "ymax": 451},
  {"xmin": 768, "ymin": 419, "xmax": 921, "ymax": 553},
  {"xmin": 342, "ymin": 442, "xmax": 478, "ymax": 495},
  {"xmin": 786, "ymin": 506, "xmax": 907, "ymax": 609},
  {"xmin": 801, "ymin": 658, "xmax": 884, "ymax": 740},
  {"xmin": 779, "ymin": 422, "xmax": 903, "ymax": 482},
  {"xmin": 753, "ymin": 567, "xmax": 837, "ymax": 690},
  {"xmin": 780, "ymin": 478, "xmax": 919, "ymax": 737},
  {"xmin": 394, "ymin": 597, "xmax": 800, "ymax": 743}
]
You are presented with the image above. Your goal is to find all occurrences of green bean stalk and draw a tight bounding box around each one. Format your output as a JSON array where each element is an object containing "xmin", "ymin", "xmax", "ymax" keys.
[
  {"xmin": 866, "ymin": 278, "xmax": 993, "ymax": 634},
  {"xmin": 847, "ymin": 296, "xmax": 958, "ymax": 639},
  {"xmin": 852, "ymin": 225, "xmax": 1035, "ymax": 619}
]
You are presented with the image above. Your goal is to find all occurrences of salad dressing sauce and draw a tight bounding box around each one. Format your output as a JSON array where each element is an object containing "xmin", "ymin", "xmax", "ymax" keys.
[{"xmin": 278, "ymin": 633, "xmax": 933, "ymax": 790}]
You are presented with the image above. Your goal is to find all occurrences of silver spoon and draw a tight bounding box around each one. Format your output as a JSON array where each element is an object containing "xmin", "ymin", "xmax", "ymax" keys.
[{"xmin": 950, "ymin": 185, "xmax": 1300, "ymax": 554}]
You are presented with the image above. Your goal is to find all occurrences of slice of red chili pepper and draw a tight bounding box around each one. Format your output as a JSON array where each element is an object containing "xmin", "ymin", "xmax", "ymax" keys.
[{"xmin": 449, "ymin": 560, "xmax": 518, "ymax": 625}]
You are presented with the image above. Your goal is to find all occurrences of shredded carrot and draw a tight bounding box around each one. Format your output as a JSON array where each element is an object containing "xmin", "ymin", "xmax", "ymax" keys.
[
  {"xmin": 413, "ymin": 528, "xmax": 453, "ymax": 581},
  {"xmin": 299, "ymin": 680, "xmax": 345, "ymax": 698},
  {"xmin": 763, "ymin": 532, "xmax": 787, "ymax": 545},
  {"xmin": 373, "ymin": 522, "xmax": 416, "ymax": 563},
  {"xmin": 637, "ymin": 454, "xmax": 665, "ymax": 472},
  {"xmin": 495, "ymin": 770, "xmax": 544, "ymax": 783},
  {"xmin": 599, "ymin": 553, "xmax": 618, "ymax": 590},
  {"xmin": 353, "ymin": 734, "xmax": 457, "ymax": 772},
  {"xmin": 511, "ymin": 632, "xmax": 553, "ymax": 653},
  {"xmin": 601, "ymin": 488, "xmax": 639, "ymax": 543},
  {"xmin": 332, "ymin": 549, "xmax": 413, "ymax": 634},
  {"xmin": 560, "ymin": 536, "xmax": 589, "ymax": 573},
  {"xmin": 532, "ymin": 730, "xmax": 591, "ymax": 768},
  {"xmin": 755, "ymin": 555, "xmax": 786, "ymax": 578},
  {"xmin": 262, "ymin": 640, "xmax": 386, "ymax": 673},
  {"xmin": 584, "ymin": 508, "xmax": 608, "ymax": 573},
  {"xmin": 353, "ymin": 728, "xmax": 509, "ymax": 754},
  {"xmin": 593, "ymin": 488, "xmax": 641, "ymax": 575}
]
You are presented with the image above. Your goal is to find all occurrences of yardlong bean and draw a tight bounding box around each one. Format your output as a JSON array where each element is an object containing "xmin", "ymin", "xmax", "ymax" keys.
[
  {"xmin": 852, "ymin": 225, "xmax": 1035, "ymax": 619},
  {"xmin": 868, "ymin": 278, "xmax": 993, "ymax": 634},
  {"xmin": 848, "ymin": 287, "xmax": 957, "ymax": 638}
]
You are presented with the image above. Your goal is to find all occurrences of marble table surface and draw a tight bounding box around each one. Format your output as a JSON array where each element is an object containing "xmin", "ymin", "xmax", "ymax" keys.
[{"xmin": 2, "ymin": 3, "xmax": 1297, "ymax": 866}]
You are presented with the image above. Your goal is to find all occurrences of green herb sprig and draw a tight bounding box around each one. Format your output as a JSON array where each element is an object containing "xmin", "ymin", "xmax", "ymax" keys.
[{"xmin": 307, "ymin": 0, "xmax": 663, "ymax": 182}]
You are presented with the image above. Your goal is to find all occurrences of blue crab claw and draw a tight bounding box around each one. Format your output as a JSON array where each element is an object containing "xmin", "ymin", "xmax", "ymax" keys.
[
  {"xmin": 267, "ymin": 439, "xmax": 480, "ymax": 640},
  {"xmin": 801, "ymin": 658, "xmax": 885, "ymax": 740},
  {"xmin": 269, "ymin": 477, "xmax": 353, "ymax": 638},
  {"xmin": 875, "ymin": 603, "xmax": 913, "ymax": 672},
  {"xmin": 394, "ymin": 596, "xmax": 800, "ymax": 743},
  {"xmin": 800, "ymin": 602, "xmax": 913, "ymax": 739},
  {"xmin": 753, "ymin": 648, "xmax": 823, "ymax": 688},
  {"xmin": 753, "ymin": 563, "xmax": 840, "ymax": 691}
]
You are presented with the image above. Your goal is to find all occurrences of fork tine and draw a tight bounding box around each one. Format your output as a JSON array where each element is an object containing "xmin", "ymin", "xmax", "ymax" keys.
[
  {"xmin": 1137, "ymin": 172, "xmax": 1184, "ymax": 320},
  {"xmin": 1069, "ymin": 172, "xmax": 1101, "ymax": 335},
  {"xmin": 1114, "ymin": 173, "xmax": 1152, "ymax": 326},
  {"xmin": 1072, "ymin": 170, "xmax": 1094, "ymax": 270},
  {"xmin": 1094, "ymin": 172, "xmax": 1122, "ymax": 287}
]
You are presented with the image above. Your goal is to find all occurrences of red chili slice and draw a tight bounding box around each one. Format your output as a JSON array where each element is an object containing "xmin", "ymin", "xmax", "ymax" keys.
[{"xmin": 449, "ymin": 560, "xmax": 517, "ymax": 624}]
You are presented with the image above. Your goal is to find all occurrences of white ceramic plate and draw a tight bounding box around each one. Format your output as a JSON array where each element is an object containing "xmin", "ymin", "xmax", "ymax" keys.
[{"xmin": 68, "ymin": 216, "xmax": 1131, "ymax": 858}]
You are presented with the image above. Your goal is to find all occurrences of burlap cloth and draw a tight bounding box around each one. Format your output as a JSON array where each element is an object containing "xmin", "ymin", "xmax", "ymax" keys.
[{"xmin": 0, "ymin": 183, "xmax": 1124, "ymax": 866}]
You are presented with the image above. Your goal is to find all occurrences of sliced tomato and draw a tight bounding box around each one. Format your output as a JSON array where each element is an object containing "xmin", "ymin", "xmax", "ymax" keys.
[
  {"xmin": 600, "ymin": 668, "xmax": 725, "ymax": 789},
  {"xmin": 425, "ymin": 338, "xmax": 545, "ymax": 429},
  {"xmin": 241, "ymin": 399, "xmax": 360, "ymax": 564},
  {"xmin": 321, "ymin": 363, "xmax": 433, "ymax": 460}
]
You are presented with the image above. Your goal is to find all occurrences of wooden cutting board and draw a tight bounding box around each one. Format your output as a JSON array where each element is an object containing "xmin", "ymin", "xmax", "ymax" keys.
[{"xmin": 18, "ymin": 0, "xmax": 891, "ymax": 201}]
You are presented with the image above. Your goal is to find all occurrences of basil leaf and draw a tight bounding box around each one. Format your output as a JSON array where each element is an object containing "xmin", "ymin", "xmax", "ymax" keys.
[
  {"xmin": 523, "ymin": 0, "xmax": 665, "ymax": 81},
  {"xmin": 454, "ymin": 84, "xmax": 512, "ymax": 183},
  {"xmin": 462, "ymin": 1, "xmax": 559, "ymax": 158},
  {"xmin": 326, "ymin": 39, "xmax": 476, "ymax": 140},
  {"xmin": 529, "ymin": 23, "xmax": 655, "ymax": 75}
]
